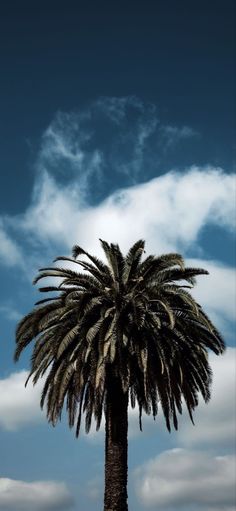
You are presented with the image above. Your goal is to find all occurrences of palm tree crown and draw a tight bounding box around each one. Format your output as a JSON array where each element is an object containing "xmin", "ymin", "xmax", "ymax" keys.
[{"xmin": 15, "ymin": 239, "xmax": 225, "ymax": 435}]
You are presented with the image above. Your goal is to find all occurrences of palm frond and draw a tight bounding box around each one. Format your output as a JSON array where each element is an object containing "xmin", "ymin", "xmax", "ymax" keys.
[{"xmin": 14, "ymin": 239, "xmax": 225, "ymax": 436}]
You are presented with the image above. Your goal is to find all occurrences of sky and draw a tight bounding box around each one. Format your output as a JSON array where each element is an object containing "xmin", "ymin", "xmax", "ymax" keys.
[{"xmin": 0, "ymin": 1, "xmax": 235, "ymax": 510}]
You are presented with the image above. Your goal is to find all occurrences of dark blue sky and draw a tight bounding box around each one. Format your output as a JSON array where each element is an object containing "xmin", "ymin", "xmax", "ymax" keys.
[{"xmin": 0, "ymin": 0, "xmax": 235, "ymax": 213}]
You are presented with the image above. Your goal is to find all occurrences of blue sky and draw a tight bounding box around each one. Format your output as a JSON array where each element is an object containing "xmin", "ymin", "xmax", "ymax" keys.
[{"xmin": 0, "ymin": 2, "xmax": 235, "ymax": 510}]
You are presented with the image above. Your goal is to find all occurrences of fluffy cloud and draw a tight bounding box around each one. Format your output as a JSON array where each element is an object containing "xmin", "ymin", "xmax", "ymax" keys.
[
  {"xmin": 134, "ymin": 449, "xmax": 236, "ymax": 509},
  {"xmin": 5, "ymin": 167, "xmax": 235, "ymax": 265},
  {"xmin": 0, "ymin": 371, "xmax": 44, "ymax": 431},
  {"xmin": 0, "ymin": 478, "xmax": 73, "ymax": 510}
]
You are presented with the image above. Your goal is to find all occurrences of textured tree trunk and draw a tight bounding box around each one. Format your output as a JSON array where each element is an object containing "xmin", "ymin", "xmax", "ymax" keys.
[{"xmin": 104, "ymin": 375, "xmax": 128, "ymax": 511}]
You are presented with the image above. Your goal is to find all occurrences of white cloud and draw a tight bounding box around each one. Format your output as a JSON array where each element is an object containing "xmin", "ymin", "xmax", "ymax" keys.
[
  {"xmin": 134, "ymin": 449, "xmax": 236, "ymax": 509},
  {"xmin": 17, "ymin": 171, "xmax": 84, "ymax": 248},
  {"xmin": 0, "ymin": 478, "xmax": 73, "ymax": 510},
  {"xmin": 77, "ymin": 167, "xmax": 235, "ymax": 257},
  {"xmin": 0, "ymin": 371, "xmax": 44, "ymax": 431},
  {"xmin": 10, "ymin": 167, "xmax": 235, "ymax": 257}
]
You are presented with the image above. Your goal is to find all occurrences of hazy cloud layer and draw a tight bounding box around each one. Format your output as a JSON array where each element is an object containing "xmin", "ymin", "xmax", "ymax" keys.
[
  {"xmin": 0, "ymin": 478, "xmax": 73, "ymax": 510},
  {"xmin": 134, "ymin": 449, "xmax": 236, "ymax": 509}
]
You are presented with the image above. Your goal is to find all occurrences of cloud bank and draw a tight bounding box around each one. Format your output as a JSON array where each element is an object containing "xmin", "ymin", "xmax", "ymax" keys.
[
  {"xmin": 134, "ymin": 449, "xmax": 236, "ymax": 510},
  {"xmin": 0, "ymin": 478, "xmax": 73, "ymax": 510}
]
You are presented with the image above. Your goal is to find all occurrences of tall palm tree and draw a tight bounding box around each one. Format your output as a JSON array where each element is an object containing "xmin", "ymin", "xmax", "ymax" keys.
[{"xmin": 15, "ymin": 240, "xmax": 225, "ymax": 511}]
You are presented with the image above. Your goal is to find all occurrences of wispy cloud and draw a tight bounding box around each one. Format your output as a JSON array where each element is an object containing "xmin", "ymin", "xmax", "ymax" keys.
[
  {"xmin": 0, "ymin": 478, "xmax": 73, "ymax": 510},
  {"xmin": 36, "ymin": 96, "xmax": 196, "ymax": 186},
  {"xmin": 160, "ymin": 124, "xmax": 198, "ymax": 150}
]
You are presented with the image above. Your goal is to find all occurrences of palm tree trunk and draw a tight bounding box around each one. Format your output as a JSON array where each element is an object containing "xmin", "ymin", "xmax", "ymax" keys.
[{"xmin": 104, "ymin": 375, "xmax": 128, "ymax": 511}]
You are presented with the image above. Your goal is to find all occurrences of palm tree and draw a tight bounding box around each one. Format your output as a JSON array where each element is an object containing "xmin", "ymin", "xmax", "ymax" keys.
[{"xmin": 14, "ymin": 240, "xmax": 225, "ymax": 511}]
